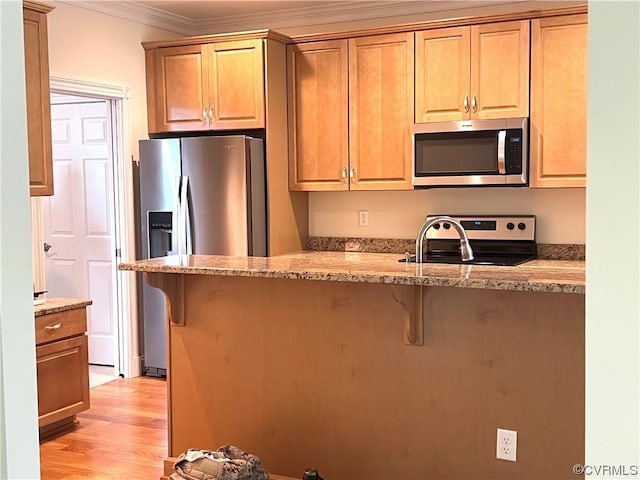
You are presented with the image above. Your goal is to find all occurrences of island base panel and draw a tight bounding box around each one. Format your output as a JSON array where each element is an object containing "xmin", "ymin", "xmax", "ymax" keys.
[{"xmin": 167, "ymin": 275, "xmax": 584, "ymax": 480}]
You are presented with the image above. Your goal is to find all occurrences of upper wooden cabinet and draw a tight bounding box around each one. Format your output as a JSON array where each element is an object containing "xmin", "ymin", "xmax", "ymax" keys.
[
  {"xmin": 145, "ymin": 39, "xmax": 265, "ymax": 133},
  {"xmin": 349, "ymin": 33, "xmax": 414, "ymax": 191},
  {"xmin": 415, "ymin": 20, "xmax": 530, "ymax": 123},
  {"xmin": 287, "ymin": 40, "xmax": 348, "ymax": 191},
  {"xmin": 288, "ymin": 33, "xmax": 414, "ymax": 191},
  {"xmin": 530, "ymin": 14, "xmax": 588, "ymax": 188},
  {"xmin": 23, "ymin": 1, "xmax": 54, "ymax": 196}
]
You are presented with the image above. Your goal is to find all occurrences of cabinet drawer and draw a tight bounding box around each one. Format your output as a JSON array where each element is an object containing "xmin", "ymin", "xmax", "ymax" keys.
[
  {"xmin": 36, "ymin": 334, "xmax": 90, "ymax": 427},
  {"xmin": 35, "ymin": 307, "xmax": 87, "ymax": 345}
]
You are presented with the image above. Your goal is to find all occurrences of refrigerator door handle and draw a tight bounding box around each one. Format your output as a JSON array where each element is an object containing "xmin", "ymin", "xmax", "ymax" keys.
[
  {"xmin": 172, "ymin": 176, "xmax": 182, "ymax": 257},
  {"xmin": 181, "ymin": 176, "xmax": 193, "ymax": 255}
]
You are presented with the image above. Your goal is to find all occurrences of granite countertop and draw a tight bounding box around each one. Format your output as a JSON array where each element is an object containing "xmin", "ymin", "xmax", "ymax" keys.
[
  {"xmin": 34, "ymin": 297, "xmax": 93, "ymax": 317},
  {"xmin": 119, "ymin": 251, "xmax": 585, "ymax": 294}
]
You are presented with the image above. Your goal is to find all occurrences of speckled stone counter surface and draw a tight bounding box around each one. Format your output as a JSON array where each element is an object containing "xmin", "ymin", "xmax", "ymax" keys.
[
  {"xmin": 307, "ymin": 237, "xmax": 586, "ymax": 260},
  {"xmin": 34, "ymin": 297, "xmax": 92, "ymax": 317},
  {"xmin": 119, "ymin": 251, "xmax": 585, "ymax": 294}
]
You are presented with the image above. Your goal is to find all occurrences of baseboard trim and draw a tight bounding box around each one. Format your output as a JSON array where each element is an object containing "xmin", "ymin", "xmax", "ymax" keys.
[{"xmin": 127, "ymin": 355, "xmax": 143, "ymax": 378}]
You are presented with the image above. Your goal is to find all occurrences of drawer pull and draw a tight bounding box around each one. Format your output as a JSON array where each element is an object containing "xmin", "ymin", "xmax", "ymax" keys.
[{"xmin": 44, "ymin": 323, "xmax": 62, "ymax": 331}]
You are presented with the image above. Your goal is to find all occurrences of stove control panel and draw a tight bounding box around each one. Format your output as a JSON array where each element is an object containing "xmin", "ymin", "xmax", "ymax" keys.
[{"xmin": 425, "ymin": 215, "xmax": 535, "ymax": 241}]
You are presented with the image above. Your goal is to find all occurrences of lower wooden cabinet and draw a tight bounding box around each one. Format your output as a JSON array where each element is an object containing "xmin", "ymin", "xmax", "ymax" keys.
[
  {"xmin": 35, "ymin": 305, "xmax": 90, "ymax": 439},
  {"xmin": 530, "ymin": 14, "xmax": 588, "ymax": 187}
]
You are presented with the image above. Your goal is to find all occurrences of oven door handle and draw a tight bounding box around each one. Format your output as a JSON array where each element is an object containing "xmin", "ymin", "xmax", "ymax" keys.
[{"xmin": 497, "ymin": 130, "xmax": 507, "ymax": 174}]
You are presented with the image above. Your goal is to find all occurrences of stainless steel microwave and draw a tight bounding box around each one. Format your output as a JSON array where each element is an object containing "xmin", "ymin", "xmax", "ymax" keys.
[{"xmin": 412, "ymin": 117, "xmax": 528, "ymax": 187}]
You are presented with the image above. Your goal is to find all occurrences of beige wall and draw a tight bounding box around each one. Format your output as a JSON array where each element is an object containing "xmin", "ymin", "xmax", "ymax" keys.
[
  {"xmin": 47, "ymin": 1, "xmax": 181, "ymax": 156},
  {"xmin": 310, "ymin": 188, "xmax": 585, "ymax": 244}
]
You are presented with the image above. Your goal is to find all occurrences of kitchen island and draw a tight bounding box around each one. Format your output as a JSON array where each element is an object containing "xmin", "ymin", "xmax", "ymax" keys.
[{"xmin": 120, "ymin": 252, "xmax": 585, "ymax": 480}]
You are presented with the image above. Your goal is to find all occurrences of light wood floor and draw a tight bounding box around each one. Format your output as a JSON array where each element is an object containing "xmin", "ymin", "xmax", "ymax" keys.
[{"xmin": 40, "ymin": 376, "xmax": 167, "ymax": 479}]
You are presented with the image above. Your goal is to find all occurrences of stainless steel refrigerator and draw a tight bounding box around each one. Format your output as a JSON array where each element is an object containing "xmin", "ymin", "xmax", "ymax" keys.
[{"xmin": 137, "ymin": 136, "xmax": 266, "ymax": 376}]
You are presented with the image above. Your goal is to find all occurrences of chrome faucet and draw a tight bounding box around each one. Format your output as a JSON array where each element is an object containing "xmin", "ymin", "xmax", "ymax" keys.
[{"xmin": 415, "ymin": 215, "xmax": 474, "ymax": 263}]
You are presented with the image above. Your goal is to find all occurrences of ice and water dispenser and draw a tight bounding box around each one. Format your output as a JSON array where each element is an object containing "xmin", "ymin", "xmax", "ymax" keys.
[{"xmin": 147, "ymin": 211, "xmax": 173, "ymax": 258}]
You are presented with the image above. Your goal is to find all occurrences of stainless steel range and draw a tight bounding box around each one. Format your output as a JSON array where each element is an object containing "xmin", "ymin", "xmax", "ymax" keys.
[{"xmin": 407, "ymin": 215, "xmax": 536, "ymax": 266}]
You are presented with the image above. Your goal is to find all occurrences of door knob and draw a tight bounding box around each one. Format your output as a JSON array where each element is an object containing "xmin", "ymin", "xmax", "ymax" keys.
[{"xmin": 43, "ymin": 242, "xmax": 52, "ymax": 252}]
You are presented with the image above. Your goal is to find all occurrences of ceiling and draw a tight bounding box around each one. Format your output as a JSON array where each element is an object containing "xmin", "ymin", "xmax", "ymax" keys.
[{"xmin": 54, "ymin": 0, "xmax": 566, "ymax": 36}]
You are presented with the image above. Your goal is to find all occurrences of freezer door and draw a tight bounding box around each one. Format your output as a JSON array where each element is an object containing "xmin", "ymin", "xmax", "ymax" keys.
[
  {"xmin": 181, "ymin": 136, "xmax": 266, "ymax": 256},
  {"xmin": 138, "ymin": 139, "xmax": 181, "ymax": 259},
  {"xmin": 137, "ymin": 138, "xmax": 181, "ymax": 375}
]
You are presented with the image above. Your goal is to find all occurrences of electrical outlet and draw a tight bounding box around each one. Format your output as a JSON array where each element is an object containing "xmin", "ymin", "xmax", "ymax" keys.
[
  {"xmin": 496, "ymin": 428, "xmax": 517, "ymax": 462},
  {"xmin": 358, "ymin": 210, "xmax": 369, "ymax": 226}
]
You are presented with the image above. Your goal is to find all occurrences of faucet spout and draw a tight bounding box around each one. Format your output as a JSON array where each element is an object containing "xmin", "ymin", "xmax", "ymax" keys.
[{"xmin": 415, "ymin": 215, "xmax": 474, "ymax": 264}]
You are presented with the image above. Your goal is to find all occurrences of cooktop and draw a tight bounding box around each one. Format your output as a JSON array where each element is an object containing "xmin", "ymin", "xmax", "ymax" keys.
[{"xmin": 402, "ymin": 215, "xmax": 537, "ymax": 266}]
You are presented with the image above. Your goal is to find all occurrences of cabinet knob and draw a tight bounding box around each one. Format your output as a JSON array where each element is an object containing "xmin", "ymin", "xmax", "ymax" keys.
[
  {"xmin": 463, "ymin": 95, "xmax": 469, "ymax": 113},
  {"xmin": 341, "ymin": 166, "xmax": 347, "ymax": 182},
  {"xmin": 208, "ymin": 107, "xmax": 214, "ymax": 125},
  {"xmin": 350, "ymin": 166, "xmax": 355, "ymax": 181},
  {"xmin": 202, "ymin": 108, "xmax": 207, "ymax": 126},
  {"xmin": 44, "ymin": 322, "xmax": 62, "ymax": 331},
  {"xmin": 471, "ymin": 95, "xmax": 477, "ymax": 113}
]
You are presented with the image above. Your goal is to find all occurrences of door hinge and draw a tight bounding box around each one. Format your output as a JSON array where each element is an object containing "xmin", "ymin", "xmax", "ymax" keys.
[{"xmin": 115, "ymin": 248, "xmax": 121, "ymax": 258}]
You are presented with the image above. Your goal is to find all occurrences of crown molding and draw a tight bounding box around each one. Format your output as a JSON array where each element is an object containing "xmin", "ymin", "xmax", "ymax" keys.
[
  {"xmin": 52, "ymin": 0, "xmax": 531, "ymax": 37},
  {"xmin": 191, "ymin": 1, "xmax": 480, "ymax": 35},
  {"xmin": 53, "ymin": 0, "xmax": 195, "ymax": 35}
]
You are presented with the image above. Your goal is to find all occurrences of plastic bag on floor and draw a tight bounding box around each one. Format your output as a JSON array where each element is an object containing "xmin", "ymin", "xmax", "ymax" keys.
[{"xmin": 169, "ymin": 445, "xmax": 269, "ymax": 480}]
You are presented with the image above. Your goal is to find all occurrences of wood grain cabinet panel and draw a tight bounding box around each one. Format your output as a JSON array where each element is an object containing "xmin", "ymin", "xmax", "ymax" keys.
[
  {"xmin": 208, "ymin": 39, "xmax": 265, "ymax": 129},
  {"xmin": 288, "ymin": 33, "xmax": 413, "ymax": 191},
  {"xmin": 415, "ymin": 27, "xmax": 470, "ymax": 123},
  {"xmin": 416, "ymin": 20, "xmax": 529, "ymax": 123},
  {"xmin": 471, "ymin": 21, "xmax": 530, "ymax": 120},
  {"xmin": 35, "ymin": 306, "xmax": 90, "ymax": 439},
  {"xmin": 349, "ymin": 33, "xmax": 414, "ymax": 190},
  {"xmin": 23, "ymin": 1, "xmax": 54, "ymax": 196},
  {"xmin": 146, "ymin": 40, "xmax": 265, "ymax": 133},
  {"xmin": 530, "ymin": 14, "xmax": 588, "ymax": 187},
  {"xmin": 287, "ymin": 40, "xmax": 348, "ymax": 191},
  {"xmin": 150, "ymin": 45, "xmax": 209, "ymax": 133},
  {"xmin": 36, "ymin": 335, "xmax": 90, "ymax": 428}
]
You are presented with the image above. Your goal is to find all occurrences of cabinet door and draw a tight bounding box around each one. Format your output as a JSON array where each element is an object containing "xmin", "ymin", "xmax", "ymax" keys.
[
  {"xmin": 415, "ymin": 27, "xmax": 470, "ymax": 123},
  {"xmin": 530, "ymin": 15, "xmax": 587, "ymax": 187},
  {"xmin": 23, "ymin": 6, "xmax": 53, "ymax": 196},
  {"xmin": 207, "ymin": 40, "xmax": 265, "ymax": 129},
  {"xmin": 287, "ymin": 40, "xmax": 348, "ymax": 191},
  {"xmin": 150, "ymin": 45, "xmax": 209, "ymax": 133},
  {"xmin": 471, "ymin": 20, "xmax": 530, "ymax": 120},
  {"xmin": 349, "ymin": 33, "xmax": 414, "ymax": 190},
  {"xmin": 36, "ymin": 334, "xmax": 90, "ymax": 427}
]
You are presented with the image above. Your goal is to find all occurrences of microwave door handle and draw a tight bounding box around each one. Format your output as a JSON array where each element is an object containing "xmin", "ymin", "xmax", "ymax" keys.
[{"xmin": 497, "ymin": 130, "xmax": 507, "ymax": 174}]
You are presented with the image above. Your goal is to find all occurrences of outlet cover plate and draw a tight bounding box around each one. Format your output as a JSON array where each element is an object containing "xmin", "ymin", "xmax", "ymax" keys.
[
  {"xmin": 358, "ymin": 210, "xmax": 369, "ymax": 226},
  {"xmin": 496, "ymin": 428, "xmax": 517, "ymax": 462}
]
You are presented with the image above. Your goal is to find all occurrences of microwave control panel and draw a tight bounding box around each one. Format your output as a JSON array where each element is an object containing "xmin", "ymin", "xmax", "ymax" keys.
[{"xmin": 505, "ymin": 131, "xmax": 523, "ymax": 174}]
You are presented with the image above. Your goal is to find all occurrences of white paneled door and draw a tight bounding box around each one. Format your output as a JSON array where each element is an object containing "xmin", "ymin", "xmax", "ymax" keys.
[{"xmin": 44, "ymin": 99, "xmax": 117, "ymax": 366}]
